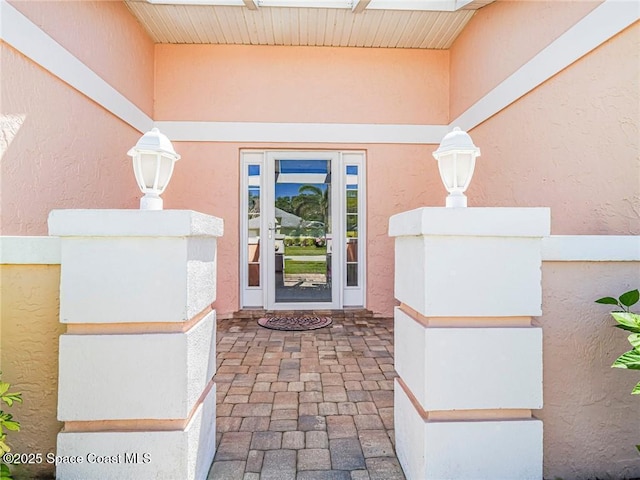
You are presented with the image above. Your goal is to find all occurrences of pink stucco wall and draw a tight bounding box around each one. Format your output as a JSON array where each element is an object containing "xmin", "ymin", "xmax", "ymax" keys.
[
  {"xmin": 3, "ymin": 1, "xmax": 637, "ymax": 314},
  {"xmin": 156, "ymin": 44, "xmax": 451, "ymax": 316},
  {"xmin": 0, "ymin": 46, "xmax": 141, "ymax": 235},
  {"xmin": 9, "ymin": 0, "xmax": 155, "ymax": 116},
  {"xmin": 449, "ymin": 0, "xmax": 602, "ymax": 119},
  {"xmin": 164, "ymin": 142, "xmax": 442, "ymax": 316},
  {"xmin": 539, "ymin": 261, "xmax": 640, "ymax": 479},
  {"xmin": 2, "ymin": 0, "xmax": 155, "ymax": 235},
  {"xmin": 155, "ymin": 44, "xmax": 449, "ymax": 124},
  {"xmin": 459, "ymin": 23, "xmax": 639, "ymax": 235}
]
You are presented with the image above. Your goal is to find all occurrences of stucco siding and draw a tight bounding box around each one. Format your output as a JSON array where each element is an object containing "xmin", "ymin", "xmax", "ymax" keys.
[
  {"xmin": 0, "ymin": 264, "xmax": 63, "ymax": 480},
  {"xmin": 0, "ymin": 45, "xmax": 142, "ymax": 235},
  {"xmin": 463, "ymin": 23, "xmax": 639, "ymax": 235},
  {"xmin": 449, "ymin": 0, "xmax": 603, "ymax": 119},
  {"xmin": 8, "ymin": 0, "xmax": 155, "ymax": 117},
  {"xmin": 154, "ymin": 44, "xmax": 449, "ymax": 125},
  {"xmin": 538, "ymin": 261, "xmax": 640, "ymax": 479},
  {"xmin": 154, "ymin": 44, "xmax": 451, "ymax": 315}
]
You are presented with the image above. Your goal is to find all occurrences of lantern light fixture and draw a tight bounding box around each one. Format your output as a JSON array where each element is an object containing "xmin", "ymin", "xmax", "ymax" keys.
[
  {"xmin": 127, "ymin": 128, "xmax": 180, "ymax": 210},
  {"xmin": 432, "ymin": 126, "xmax": 480, "ymax": 208}
]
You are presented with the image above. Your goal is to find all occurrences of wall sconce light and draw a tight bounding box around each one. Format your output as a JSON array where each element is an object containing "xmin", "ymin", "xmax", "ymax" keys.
[
  {"xmin": 433, "ymin": 127, "xmax": 480, "ymax": 208},
  {"xmin": 128, "ymin": 128, "xmax": 180, "ymax": 210}
]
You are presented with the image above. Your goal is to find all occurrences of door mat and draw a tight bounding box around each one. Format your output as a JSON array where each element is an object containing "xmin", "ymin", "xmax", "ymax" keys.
[{"xmin": 257, "ymin": 315, "xmax": 333, "ymax": 331}]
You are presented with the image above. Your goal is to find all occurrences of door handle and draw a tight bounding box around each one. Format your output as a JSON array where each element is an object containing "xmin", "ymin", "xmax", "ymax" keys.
[{"xmin": 268, "ymin": 222, "xmax": 276, "ymax": 239}]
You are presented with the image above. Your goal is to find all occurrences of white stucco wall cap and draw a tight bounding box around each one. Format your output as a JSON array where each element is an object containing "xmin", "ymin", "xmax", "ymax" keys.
[
  {"xmin": 388, "ymin": 207, "xmax": 550, "ymax": 238},
  {"xmin": 0, "ymin": 236, "xmax": 61, "ymax": 264},
  {"xmin": 542, "ymin": 235, "xmax": 640, "ymax": 262},
  {"xmin": 48, "ymin": 209, "xmax": 223, "ymax": 237}
]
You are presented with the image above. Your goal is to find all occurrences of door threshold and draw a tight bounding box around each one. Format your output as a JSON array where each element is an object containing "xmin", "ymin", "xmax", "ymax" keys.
[{"xmin": 232, "ymin": 308, "xmax": 374, "ymax": 320}]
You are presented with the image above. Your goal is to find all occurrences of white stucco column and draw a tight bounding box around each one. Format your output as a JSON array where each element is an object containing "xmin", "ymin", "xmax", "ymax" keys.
[
  {"xmin": 389, "ymin": 207, "xmax": 550, "ymax": 480},
  {"xmin": 48, "ymin": 210, "xmax": 223, "ymax": 480}
]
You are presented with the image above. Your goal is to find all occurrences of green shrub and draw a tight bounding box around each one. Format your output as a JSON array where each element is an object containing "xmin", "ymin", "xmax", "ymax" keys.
[
  {"xmin": 596, "ymin": 289, "xmax": 640, "ymax": 454},
  {"xmin": 0, "ymin": 374, "xmax": 22, "ymax": 480},
  {"xmin": 596, "ymin": 289, "xmax": 640, "ymax": 395}
]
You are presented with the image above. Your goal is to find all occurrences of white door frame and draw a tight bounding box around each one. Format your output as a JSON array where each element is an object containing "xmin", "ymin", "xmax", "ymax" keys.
[{"xmin": 240, "ymin": 150, "xmax": 366, "ymax": 310}]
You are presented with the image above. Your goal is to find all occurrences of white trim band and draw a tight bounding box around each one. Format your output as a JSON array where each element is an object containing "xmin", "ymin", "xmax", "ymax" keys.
[
  {"xmin": 0, "ymin": 234, "xmax": 637, "ymax": 265},
  {"xmin": 451, "ymin": 0, "xmax": 640, "ymax": 131},
  {"xmin": 0, "ymin": 0, "xmax": 153, "ymax": 133},
  {"xmin": 0, "ymin": 236, "xmax": 61, "ymax": 264},
  {"xmin": 542, "ymin": 235, "xmax": 640, "ymax": 262},
  {"xmin": 154, "ymin": 121, "xmax": 449, "ymax": 144}
]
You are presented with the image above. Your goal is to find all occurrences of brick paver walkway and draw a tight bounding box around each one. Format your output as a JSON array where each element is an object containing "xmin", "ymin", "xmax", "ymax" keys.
[{"xmin": 208, "ymin": 314, "xmax": 406, "ymax": 480}]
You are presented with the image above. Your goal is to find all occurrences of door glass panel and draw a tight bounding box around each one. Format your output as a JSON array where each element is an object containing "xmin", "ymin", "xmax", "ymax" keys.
[
  {"xmin": 247, "ymin": 164, "xmax": 261, "ymax": 287},
  {"xmin": 274, "ymin": 159, "xmax": 332, "ymax": 303},
  {"xmin": 346, "ymin": 264, "xmax": 358, "ymax": 287},
  {"xmin": 346, "ymin": 190, "xmax": 358, "ymax": 214},
  {"xmin": 346, "ymin": 165, "xmax": 359, "ymax": 287}
]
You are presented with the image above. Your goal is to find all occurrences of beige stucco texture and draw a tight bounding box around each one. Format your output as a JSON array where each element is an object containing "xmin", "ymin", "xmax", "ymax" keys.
[
  {"xmin": 538, "ymin": 261, "xmax": 640, "ymax": 479},
  {"xmin": 0, "ymin": 265, "xmax": 63, "ymax": 480}
]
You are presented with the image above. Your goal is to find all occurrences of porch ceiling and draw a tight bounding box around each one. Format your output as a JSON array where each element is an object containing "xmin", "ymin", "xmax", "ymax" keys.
[{"xmin": 124, "ymin": 0, "xmax": 494, "ymax": 48}]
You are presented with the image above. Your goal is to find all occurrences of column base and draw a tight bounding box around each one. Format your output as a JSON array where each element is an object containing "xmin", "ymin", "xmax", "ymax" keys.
[
  {"xmin": 394, "ymin": 380, "xmax": 542, "ymax": 480},
  {"xmin": 56, "ymin": 383, "xmax": 216, "ymax": 480}
]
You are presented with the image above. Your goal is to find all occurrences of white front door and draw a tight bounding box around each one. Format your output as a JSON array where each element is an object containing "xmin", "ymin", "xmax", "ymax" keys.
[{"xmin": 240, "ymin": 150, "xmax": 366, "ymax": 310}]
